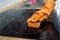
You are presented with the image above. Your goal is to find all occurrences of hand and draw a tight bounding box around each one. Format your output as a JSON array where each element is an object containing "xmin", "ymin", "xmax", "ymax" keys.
[{"xmin": 27, "ymin": 10, "xmax": 48, "ymax": 28}]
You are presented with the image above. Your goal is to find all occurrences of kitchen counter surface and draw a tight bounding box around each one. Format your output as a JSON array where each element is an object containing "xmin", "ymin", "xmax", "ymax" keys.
[{"xmin": 0, "ymin": 36, "xmax": 35, "ymax": 40}]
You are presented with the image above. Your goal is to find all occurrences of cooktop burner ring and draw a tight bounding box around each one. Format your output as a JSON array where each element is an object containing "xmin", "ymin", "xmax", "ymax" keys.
[
  {"xmin": 8, "ymin": 21, "xmax": 53, "ymax": 34},
  {"xmin": 9, "ymin": 25, "xmax": 44, "ymax": 34}
]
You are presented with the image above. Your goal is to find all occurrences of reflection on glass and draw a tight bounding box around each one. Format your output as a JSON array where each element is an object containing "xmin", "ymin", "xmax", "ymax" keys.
[{"xmin": 17, "ymin": 0, "xmax": 46, "ymax": 9}]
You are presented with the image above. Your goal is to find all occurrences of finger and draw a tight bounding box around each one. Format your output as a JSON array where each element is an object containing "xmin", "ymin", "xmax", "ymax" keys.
[
  {"xmin": 39, "ymin": 15, "xmax": 48, "ymax": 22},
  {"xmin": 27, "ymin": 11, "xmax": 44, "ymax": 22},
  {"xmin": 40, "ymin": 8, "xmax": 50, "ymax": 16},
  {"xmin": 28, "ymin": 22, "xmax": 41, "ymax": 28}
]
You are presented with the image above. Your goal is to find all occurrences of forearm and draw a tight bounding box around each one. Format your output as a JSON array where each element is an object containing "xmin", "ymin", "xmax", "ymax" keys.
[{"xmin": 39, "ymin": 0, "xmax": 55, "ymax": 21}]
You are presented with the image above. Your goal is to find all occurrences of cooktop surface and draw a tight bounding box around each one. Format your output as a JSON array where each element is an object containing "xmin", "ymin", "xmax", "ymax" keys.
[{"xmin": 0, "ymin": 9, "xmax": 59, "ymax": 40}]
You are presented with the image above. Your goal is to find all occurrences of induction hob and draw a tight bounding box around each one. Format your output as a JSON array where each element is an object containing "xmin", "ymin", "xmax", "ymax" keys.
[{"xmin": 0, "ymin": 9, "xmax": 59, "ymax": 40}]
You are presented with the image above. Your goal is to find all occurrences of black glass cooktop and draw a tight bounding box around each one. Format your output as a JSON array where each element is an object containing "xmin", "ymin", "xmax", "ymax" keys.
[{"xmin": 0, "ymin": 9, "xmax": 59, "ymax": 40}]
